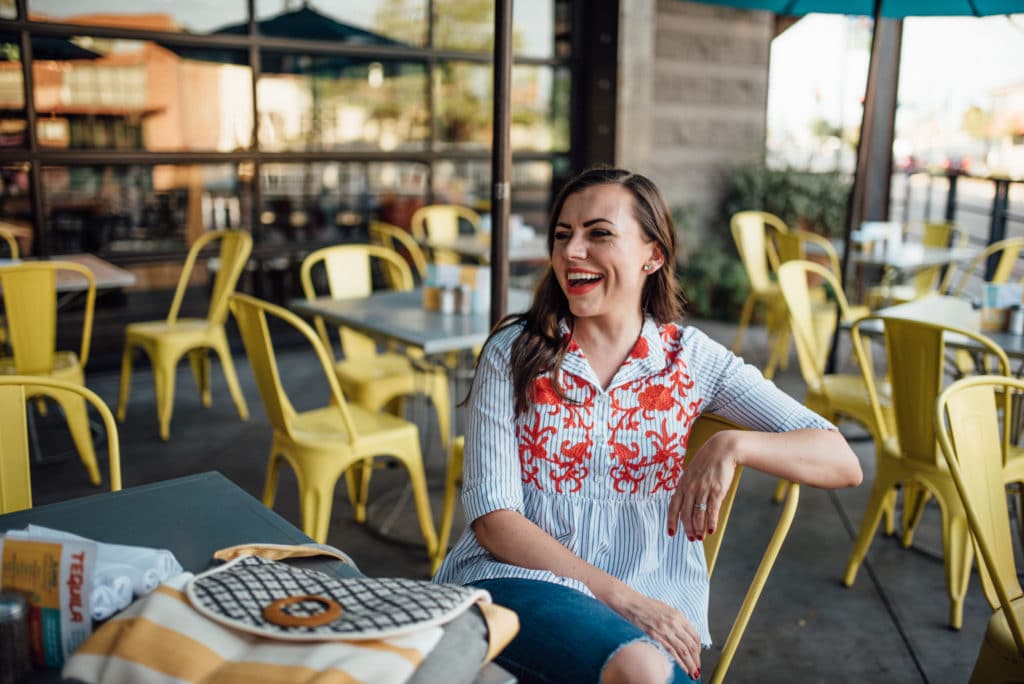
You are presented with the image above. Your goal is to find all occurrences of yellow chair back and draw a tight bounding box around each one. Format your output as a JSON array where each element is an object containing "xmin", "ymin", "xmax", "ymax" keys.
[
  {"xmin": 167, "ymin": 229, "xmax": 252, "ymax": 326},
  {"xmin": 686, "ymin": 412, "xmax": 800, "ymax": 684},
  {"xmin": 730, "ymin": 211, "xmax": 788, "ymax": 293},
  {"xmin": 0, "ymin": 375, "xmax": 121, "ymax": 513},
  {"xmin": 777, "ymin": 261, "xmax": 845, "ymax": 392},
  {"xmin": 369, "ymin": 220, "xmax": 428, "ymax": 281},
  {"xmin": 0, "ymin": 226, "xmax": 19, "ymax": 259},
  {"xmin": 939, "ymin": 236, "xmax": 1024, "ymax": 297},
  {"xmin": 906, "ymin": 221, "xmax": 956, "ymax": 296},
  {"xmin": 0, "ymin": 261, "xmax": 95, "ymax": 374},
  {"xmin": 409, "ymin": 204, "xmax": 481, "ymax": 242},
  {"xmin": 936, "ymin": 374, "xmax": 1024, "ymax": 661},
  {"xmin": 774, "ymin": 230, "xmax": 843, "ymax": 280},
  {"xmin": 228, "ymin": 293, "xmax": 359, "ymax": 444},
  {"xmin": 300, "ymin": 244, "xmax": 413, "ymax": 363},
  {"xmin": 851, "ymin": 316, "xmax": 1009, "ymax": 467}
]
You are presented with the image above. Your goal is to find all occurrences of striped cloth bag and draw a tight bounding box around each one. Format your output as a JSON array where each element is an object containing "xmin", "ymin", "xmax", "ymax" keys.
[{"xmin": 62, "ymin": 547, "xmax": 518, "ymax": 684}]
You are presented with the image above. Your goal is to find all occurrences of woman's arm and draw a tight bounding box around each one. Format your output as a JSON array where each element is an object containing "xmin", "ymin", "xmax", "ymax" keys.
[
  {"xmin": 473, "ymin": 508, "xmax": 703, "ymax": 678},
  {"xmin": 667, "ymin": 427, "xmax": 861, "ymax": 540}
]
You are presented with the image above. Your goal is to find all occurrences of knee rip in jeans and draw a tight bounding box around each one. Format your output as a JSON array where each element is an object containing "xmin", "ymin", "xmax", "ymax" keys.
[{"xmin": 601, "ymin": 637, "xmax": 673, "ymax": 684}]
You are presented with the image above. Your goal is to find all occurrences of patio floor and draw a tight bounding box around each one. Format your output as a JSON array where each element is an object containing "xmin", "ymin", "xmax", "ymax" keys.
[{"xmin": 27, "ymin": 316, "xmax": 1008, "ymax": 683}]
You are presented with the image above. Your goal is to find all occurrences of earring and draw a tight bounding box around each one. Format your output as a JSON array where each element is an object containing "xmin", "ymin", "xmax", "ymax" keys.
[{"xmin": 643, "ymin": 263, "xmax": 652, "ymax": 272}]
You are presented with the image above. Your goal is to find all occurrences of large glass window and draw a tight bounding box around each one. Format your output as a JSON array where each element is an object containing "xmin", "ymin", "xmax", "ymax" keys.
[
  {"xmin": 435, "ymin": 61, "xmax": 491, "ymax": 150},
  {"xmin": 256, "ymin": 0, "xmax": 427, "ymax": 47},
  {"xmin": 512, "ymin": 65, "xmax": 571, "ymax": 152},
  {"xmin": 432, "ymin": 0, "xmax": 566, "ymax": 57},
  {"xmin": 40, "ymin": 163, "xmax": 250, "ymax": 257},
  {"xmin": 259, "ymin": 52, "xmax": 427, "ymax": 151},
  {"xmin": 33, "ymin": 38, "xmax": 252, "ymax": 151},
  {"xmin": 0, "ymin": 33, "xmax": 25, "ymax": 148},
  {"xmin": 27, "ymin": 0, "xmax": 248, "ymax": 34}
]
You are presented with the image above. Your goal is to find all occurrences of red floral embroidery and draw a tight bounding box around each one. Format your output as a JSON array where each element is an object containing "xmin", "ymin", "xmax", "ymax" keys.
[
  {"xmin": 519, "ymin": 374, "xmax": 594, "ymax": 492},
  {"xmin": 607, "ymin": 328, "xmax": 703, "ymax": 493},
  {"xmin": 629, "ymin": 335, "xmax": 648, "ymax": 360}
]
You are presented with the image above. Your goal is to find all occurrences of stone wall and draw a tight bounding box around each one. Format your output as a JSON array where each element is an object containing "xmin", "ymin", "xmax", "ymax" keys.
[{"xmin": 617, "ymin": 0, "xmax": 773, "ymax": 245}]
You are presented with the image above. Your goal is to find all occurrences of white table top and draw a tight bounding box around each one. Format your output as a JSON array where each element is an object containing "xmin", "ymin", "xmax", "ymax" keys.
[
  {"xmin": 0, "ymin": 252, "xmax": 136, "ymax": 292},
  {"xmin": 850, "ymin": 244, "xmax": 978, "ymax": 273},
  {"xmin": 291, "ymin": 288, "xmax": 533, "ymax": 356}
]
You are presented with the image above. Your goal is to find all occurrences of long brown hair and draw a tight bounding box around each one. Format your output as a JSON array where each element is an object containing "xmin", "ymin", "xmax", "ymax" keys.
[{"xmin": 484, "ymin": 167, "xmax": 685, "ymax": 415}]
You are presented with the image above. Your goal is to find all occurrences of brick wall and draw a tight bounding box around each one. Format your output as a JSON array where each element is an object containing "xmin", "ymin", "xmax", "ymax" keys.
[{"xmin": 617, "ymin": 0, "xmax": 772, "ymax": 242}]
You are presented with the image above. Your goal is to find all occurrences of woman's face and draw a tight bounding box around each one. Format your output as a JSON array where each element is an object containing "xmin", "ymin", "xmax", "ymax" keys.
[{"xmin": 551, "ymin": 183, "xmax": 663, "ymax": 323}]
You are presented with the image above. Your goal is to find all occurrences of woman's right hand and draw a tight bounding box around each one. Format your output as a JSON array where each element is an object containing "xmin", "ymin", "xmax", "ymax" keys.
[{"xmin": 609, "ymin": 586, "xmax": 702, "ymax": 679}]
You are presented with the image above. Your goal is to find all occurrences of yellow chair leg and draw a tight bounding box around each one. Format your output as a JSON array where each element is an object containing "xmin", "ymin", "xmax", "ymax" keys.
[
  {"xmin": 882, "ymin": 489, "xmax": 898, "ymax": 536},
  {"xmin": 401, "ymin": 446, "xmax": 438, "ymax": 558},
  {"xmin": 54, "ymin": 389, "xmax": 101, "ymax": 486},
  {"xmin": 154, "ymin": 352, "xmax": 179, "ymax": 442},
  {"xmin": 344, "ymin": 466, "xmax": 366, "ymax": 523},
  {"xmin": 432, "ymin": 438, "xmax": 464, "ymax": 575},
  {"xmin": 214, "ymin": 336, "xmax": 249, "ymax": 421},
  {"xmin": 430, "ymin": 371, "xmax": 451, "ymax": 453},
  {"xmin": 771, "ymin": 478, "xmax": 789, "ymax": 504},
  {"xmin": 942, "ymin": 507, "xmax": 972, "ymax": 630},
  {"xmin": 901, "ymin": 484, "xmax": 931, "ymax": 548},
  {"xmin": 189, "ymin": 349, "xmax": 212, "ymax": 408},
  {"xmin": 262, "ymin": 447, "xmax": 283, "ymax": 508},
  {"xmin": 843, "ymin": 477, "xmax": 896, "ymax": 586},
  {"xmin": 117, "ymin": 344, "xmax": 134, "ymax": 422},
  {"xmin": 34, "ymin": 396, "xmax": 48, "ymax": 417}
]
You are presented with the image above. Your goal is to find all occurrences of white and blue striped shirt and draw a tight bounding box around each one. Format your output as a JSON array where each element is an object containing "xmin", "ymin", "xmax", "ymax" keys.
[{"xmin": 433, "ymin": 317, "xmax": 833, "ymax": 646}]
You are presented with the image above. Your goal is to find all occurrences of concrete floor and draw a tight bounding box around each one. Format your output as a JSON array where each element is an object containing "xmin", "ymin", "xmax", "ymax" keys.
[{"xmin": 27, "ymin": 317, "xmax": 1010, "ymax": 683}]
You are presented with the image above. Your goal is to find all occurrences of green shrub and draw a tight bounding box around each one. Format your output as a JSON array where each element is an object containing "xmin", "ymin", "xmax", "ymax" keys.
[
  {"xmin": 674, "ymin": 206, "xmax": 750, "ymax": 321},
  {"xmin": 719, "ymin": 163, "xmax": 851, "ymax": 237}
]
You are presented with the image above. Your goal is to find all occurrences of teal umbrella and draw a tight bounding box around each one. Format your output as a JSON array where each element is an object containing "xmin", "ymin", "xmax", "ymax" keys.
[{"xmin": 697, "ymin": 1, "xmax": 1023, "ymax": 16}]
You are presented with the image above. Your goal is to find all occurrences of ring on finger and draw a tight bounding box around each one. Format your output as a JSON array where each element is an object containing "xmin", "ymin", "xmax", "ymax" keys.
[{"xmin": 694, "ymin": 502, "xmax": 708, "ymax": 511}]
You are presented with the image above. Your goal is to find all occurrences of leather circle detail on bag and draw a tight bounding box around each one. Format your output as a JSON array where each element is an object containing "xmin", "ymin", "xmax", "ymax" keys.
[
  {"xmin": 186, "ymin": 555, "xmax": 490, "ymax": 641},
  {"xmin": 262, "ymin": 595, "xmax": 343, "ymax": 627}
]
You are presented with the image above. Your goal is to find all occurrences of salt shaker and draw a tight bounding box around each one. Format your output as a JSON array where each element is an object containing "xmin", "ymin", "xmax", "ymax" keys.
[
  {"xmin": 1010, "ymin": 305, "xmax": 1024, "ymax": 336},
  {"xmin": 0, "ymin": 591, "xmax": 31, "ymax": 684}
]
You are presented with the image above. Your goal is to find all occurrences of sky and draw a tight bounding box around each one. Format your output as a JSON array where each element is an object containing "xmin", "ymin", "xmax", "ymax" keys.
[{"xmin": 767, "ymin": 13, "xmax": 1024, "ymax": 167}]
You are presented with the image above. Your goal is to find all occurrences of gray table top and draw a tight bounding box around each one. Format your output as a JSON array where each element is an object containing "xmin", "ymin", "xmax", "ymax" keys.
[
  {"xmin": 422, "ymin": 234, "xmax": 549, "ymax": 264},
  {"xmin": 850, "ymin": 244, "xmax": 978, "ymax": 273},
  {"xmin": 291, "ymin": 288, "xmax": 533, "ymax": 356},
  {"xmin": 847, "ymin": 294, "xmax": 1024, "ymax": 362},
  {"xmin": 0, "ymin": 473, "xmax": 513, "ymax": 684}
]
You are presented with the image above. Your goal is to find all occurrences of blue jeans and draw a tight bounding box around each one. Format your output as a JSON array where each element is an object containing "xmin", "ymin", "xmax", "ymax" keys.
[{"xmin": 473, "ymin": 578, "xmax": 699, "ymax": 684}]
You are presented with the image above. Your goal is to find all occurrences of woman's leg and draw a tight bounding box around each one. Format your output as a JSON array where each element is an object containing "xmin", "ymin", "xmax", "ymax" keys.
[{"xmin": 473, "ymin": 578, "xmax": 697, "ymax": 684}]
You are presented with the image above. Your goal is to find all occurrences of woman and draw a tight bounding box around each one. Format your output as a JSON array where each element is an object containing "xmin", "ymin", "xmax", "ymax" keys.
[{"xmin": 434, "ymin": 167, "xmax": 862, "ymax": 683}]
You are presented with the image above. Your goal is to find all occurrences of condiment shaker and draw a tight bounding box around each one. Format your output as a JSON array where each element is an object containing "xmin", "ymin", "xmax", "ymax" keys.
[{"xmin": 0, "ymin": 591, "xmax": 31, "ymax": 684}]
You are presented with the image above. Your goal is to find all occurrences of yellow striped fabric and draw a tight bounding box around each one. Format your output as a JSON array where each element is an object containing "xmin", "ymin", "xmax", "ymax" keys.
[{"xmin": 62, "ymin": 575, "xmax": 443, "ymax": 684}]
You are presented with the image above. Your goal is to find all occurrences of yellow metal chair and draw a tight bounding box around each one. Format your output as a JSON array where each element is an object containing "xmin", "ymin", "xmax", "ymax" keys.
[
  {"xmin": 117, "ymin": 229, "xmax": 251, "ymax": 441},
  {"xmin": 843, "ymin": 315, "xmax": 1010, "ymax": 629},
  {"xmin": 939, "ymin": 236, "xmax": 1024, "ymax": 297},
  {"xmin": 299, "ymin": 244, "xmax": 450, "ymax": 450},
  {"xmin": 0, "ymin": 261, "xmax": 103, "ymax": 484},
  {"xmin": 369, "ymin": 220, "xmax": 428, "ymax": 282},
  {"xmin": 410, "ymin": 204, "xmax": 482, "ymax": 265},
  {"xmin": 0, "ymin": 375, "xmax": 121, "ymax": 513},
  {"xmin": 772, "ymin": 261, "xmax": 893, "ymax": 515},
  {"xmin": 228, "ymin": 292, "xmax": 438, "ymax": 556},
  {"xmin": 730, "ymin": 210, "xmax": 791, "ymax": 379},
  {"xmin": 431, "ymin": 415, "xmax": 799, "ymax": 684},
  {"xmin": 868, "ymin": 221, "xmax": 958, "ymax": 307},
  {"xmin": 937, "ymin": 375, "xmax": 1024, "ymax": 683}
]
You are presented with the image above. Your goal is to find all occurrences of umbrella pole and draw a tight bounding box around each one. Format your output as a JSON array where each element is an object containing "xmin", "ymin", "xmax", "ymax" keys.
[
  {"xmin": 490, "ymin": 0, "xmax": 514, "ymax": 327},
  {"xmin": 830, "ymin": 0, "xmax": 903, "ymax": 372}
]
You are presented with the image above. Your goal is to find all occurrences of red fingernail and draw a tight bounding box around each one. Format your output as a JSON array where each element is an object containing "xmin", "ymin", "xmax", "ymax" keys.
[
  {"xmin": 668, "ymin": 527, "xmax": 675, "ymax": 537},
  {"xmin": 695, "ymin": 668, "xmax": 701, "ymax": 678},
  {"xmin": 688, "ymin": 535, "xmax": 695, "ymax": 542},
  {"xmin": 697, "ymin": 534, "xmax": 704, "ymax": 541},
  {"xmin": 708, "ymin": 528, "xmax": 715, "ymax": 535}
]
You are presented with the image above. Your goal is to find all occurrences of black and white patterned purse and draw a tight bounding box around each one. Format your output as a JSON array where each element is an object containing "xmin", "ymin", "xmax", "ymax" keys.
[{"xmin": 186, "ymin": 555, "xmax": 490, "ymax": 641}]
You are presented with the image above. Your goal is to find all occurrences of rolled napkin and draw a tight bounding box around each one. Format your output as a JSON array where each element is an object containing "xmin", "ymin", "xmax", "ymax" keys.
[
  {"xmin": 97, "ymin": 562, "xmax": 159, "ymax": 597},
  {"xmin": 90, "ymin": 585, "xmax": 118, "ymax": 622},
  {"xmin": 4, "ymin": 526, "xmax": 184, "ymax": 621},
  {"xmin": 14, "ymin": 525, "xmax": 183, "ymax": 585},
  {"xmin": 95, "ymin": 573, "xmax": 133, "ymax": 611}
]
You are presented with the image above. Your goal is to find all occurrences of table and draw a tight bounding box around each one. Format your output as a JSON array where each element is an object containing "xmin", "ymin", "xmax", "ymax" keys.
[
  {"xmin": 0, "ymin": 472, "xmax": 513, "ymax": 684},
  {"xmin": 850, "ymin": 244, "xmax": 979, "ymax": 275},
  {"xmin": 291, "ymin": 288, "xmax": 533, "ymax": 356}
]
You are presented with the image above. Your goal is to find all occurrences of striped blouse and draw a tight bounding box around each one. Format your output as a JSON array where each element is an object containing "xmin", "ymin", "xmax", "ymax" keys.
[{"xmin": 432, "ymin": 317, "xmax": 834, "ymax": 646}]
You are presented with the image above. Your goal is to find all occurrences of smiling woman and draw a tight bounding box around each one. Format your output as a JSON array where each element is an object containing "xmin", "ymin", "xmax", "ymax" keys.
[{"xmin": 432, "ymin": 166, "xmax": 862, "ymax": 684}]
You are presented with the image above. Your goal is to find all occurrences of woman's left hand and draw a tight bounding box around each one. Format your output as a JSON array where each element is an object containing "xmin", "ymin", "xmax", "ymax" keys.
[{"xmin": 667, "ymin": 430, "xmax": 739, "ymax": 541}]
